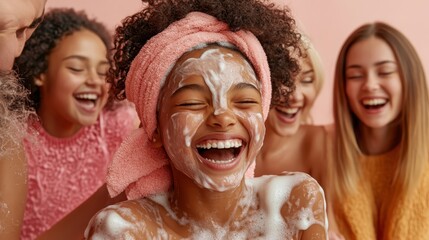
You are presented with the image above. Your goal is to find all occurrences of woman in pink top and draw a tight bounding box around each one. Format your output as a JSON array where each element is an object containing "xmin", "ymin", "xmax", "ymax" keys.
[{"xmin": 14, "ymin": 8, "xmax": 137, "ymax": 239}]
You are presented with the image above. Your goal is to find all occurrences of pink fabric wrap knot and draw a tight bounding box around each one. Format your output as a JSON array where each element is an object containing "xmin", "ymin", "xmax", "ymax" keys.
[{"xmin": 107, "ymin": 11, "xmax": 271, "ymax": 200}]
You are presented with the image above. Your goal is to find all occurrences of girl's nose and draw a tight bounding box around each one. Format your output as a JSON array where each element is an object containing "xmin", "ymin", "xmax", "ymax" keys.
[
  {"xmin": 86, "ymin": 71, "xmax": 105, "ymax": 85},
  {"xmin": 206, "ymin": 108, "xmax": 237, "ymax": 130},
  {"xmin": 362, "ymin": 72, "xmax": 380, "ymax": 91}
]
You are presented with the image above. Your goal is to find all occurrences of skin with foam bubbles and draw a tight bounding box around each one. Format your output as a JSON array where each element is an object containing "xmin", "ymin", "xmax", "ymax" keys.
[
  {"xmin": 85, "ymin": 46, "xmax": 327, "ymax": 239},
  {"xmin": 85, "ymin": 172, "xmax": 326, "ymax": 239}
]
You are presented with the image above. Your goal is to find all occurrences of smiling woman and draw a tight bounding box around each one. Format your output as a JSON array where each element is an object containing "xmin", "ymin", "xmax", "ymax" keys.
[
  {"xmin": 331, "ymin": 22, "xmax": 429, "ymax": 240},
  {"xmin": 158, "ymin": 46, "xmax": 264, "ymax": 191},
  {"xmin": 84, "ymin": 0, "xmax": 328, "ymax": 239},
  {"xmin": 13, "ymin": 8, "xmax": 138, "ymax": 239}
]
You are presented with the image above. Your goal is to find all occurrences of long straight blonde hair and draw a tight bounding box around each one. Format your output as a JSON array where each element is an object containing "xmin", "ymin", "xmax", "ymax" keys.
[{"xmin": 332, "ymin": 22, "xmax": 429, "ymax": 237}]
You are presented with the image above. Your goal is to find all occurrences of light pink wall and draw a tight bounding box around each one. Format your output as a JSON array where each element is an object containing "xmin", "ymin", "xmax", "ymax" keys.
[
  {"xmin": 45, "ymin": 0, "xmax": 143, "ymax": 32},
  {"xmin": 46, "ymin": 0, "xmax": 429, "ymax": 124}
]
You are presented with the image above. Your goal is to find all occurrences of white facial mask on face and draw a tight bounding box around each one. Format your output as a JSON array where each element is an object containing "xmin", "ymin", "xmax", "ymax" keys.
[{"xmin": 162, "ymin": 47, "xmax": 264, "ymax": 191}]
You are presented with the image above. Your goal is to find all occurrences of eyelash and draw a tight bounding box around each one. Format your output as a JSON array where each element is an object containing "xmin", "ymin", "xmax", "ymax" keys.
[
  {"xmin": 178, "ymin": 102, "xmax": 203, "ymax": 106},
  {"xmin": 347, "ymin": 71, "xmax": 395, "ymax": 80},
  {"xmin": 68, "ymin": 67, "xmax": 84, "ymax": 72},
  {"xmin": 301, "ymin": 78, "xmax": 314, "ymax": 84},
  {"xmin": 379, "ymin": 71, "xmax": 394, "ymax": 76},
  {"xmin": 236, "ymin": 100, "xmax": 258, "ymax": 104}
]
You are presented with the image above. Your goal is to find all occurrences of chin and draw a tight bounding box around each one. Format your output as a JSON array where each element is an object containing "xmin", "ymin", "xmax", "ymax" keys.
[
  {"xmin": 191, "ymin": 163, "xmax": 247, "ymax": 192},
  {"xmin": 78, "ymin": 116, "xmax": 100, "ymax": 126}
]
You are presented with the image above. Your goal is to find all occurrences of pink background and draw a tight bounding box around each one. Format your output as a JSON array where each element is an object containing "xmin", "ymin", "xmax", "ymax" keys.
[{"xmin": 46, "ymin": 0, "xmax": 429, "ymax": 124}]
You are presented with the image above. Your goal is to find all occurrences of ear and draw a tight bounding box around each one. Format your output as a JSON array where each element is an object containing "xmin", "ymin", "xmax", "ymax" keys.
[
  {"xmin": 34, "ymin": 73, "xmax": 47, "ymax": 87},
  {"xmin": 151, "ymin": 128, "xmax": 163, "ymax": 148}
]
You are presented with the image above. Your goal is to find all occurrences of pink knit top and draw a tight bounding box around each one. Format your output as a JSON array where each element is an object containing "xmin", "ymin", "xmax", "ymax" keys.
[{"xmin": 21, "ymin": 103, "xmax": 137, "ymax": 239}]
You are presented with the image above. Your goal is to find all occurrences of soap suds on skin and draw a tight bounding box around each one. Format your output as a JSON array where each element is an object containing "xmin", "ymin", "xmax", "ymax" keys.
[{"xmin": 85, "ymin": 172, "xmax": 327, "ymax": 239}]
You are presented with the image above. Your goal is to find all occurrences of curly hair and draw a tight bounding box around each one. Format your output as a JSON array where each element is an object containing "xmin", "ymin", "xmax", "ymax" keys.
[
  {"xmin": 13, "ymin": 8, "xmax": 112, "ymax": 110},
  {"xmin": 110, "ymin": 0, "xmax": 301, "ymax": 104}
]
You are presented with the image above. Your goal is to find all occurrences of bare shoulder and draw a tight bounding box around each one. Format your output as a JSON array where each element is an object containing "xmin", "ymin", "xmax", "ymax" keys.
[
  {"xmin": 300, "ymin": 124, "xmax": 328, "ymax": 142},
  {"xmin": 252, "ymin": 173, "xmax": 327, "ymax": 238},
  {"xmin": 279, "ymin": 172, "xmax": 327, "ymax": 238},
  {"xmin": 255, "ymin": 172, "xmax": 325, "ymax": 212},
  {"xmin": 85, "ymin": 198, "xmax": 161, "ymax": 239}
]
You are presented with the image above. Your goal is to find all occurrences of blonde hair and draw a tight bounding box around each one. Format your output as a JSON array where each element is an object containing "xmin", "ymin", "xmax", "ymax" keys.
[
  {"xmin": 300, "ymin": 35, "xmax": 325, "ymax": 123},
  {"xmin": 0, "ymin": 71, "xmax": 32, "ymax": 156},
  {"xmin": 332, "ymin": 22, "xmax": 429, "ymax": 237}
]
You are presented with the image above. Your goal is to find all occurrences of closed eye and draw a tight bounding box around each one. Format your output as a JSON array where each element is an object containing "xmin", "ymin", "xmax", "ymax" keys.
[
  {"xmin": 68, "ymin": 67, "xmax": 84, "ymax": 72},
  {"xmin": 379, "ymin": 71, "xmax": 395, "ymax": 77},
  {"xmin": 176, "ymin": 101, "xmax": 207, "ymax": 110},
  {"xmin": 346, "ymin": 75, "xmax": 364, "ymax": 80},
  {"xmin": 236, "ymin": 99, "xmax": 259, "ymax": 104},
  {"xmin": 97, "ymin": 72, "xmax": 107, "ymax": 77},
  {"xmin": 177, "ymin": 102, "xmax": 204, "ymax": 106},
  {"xmin": 301, "ymin": 76, "xmax": 314, "ymax": 84}
]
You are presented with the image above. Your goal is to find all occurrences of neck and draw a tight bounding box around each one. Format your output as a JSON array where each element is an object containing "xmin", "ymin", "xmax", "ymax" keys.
[
  {"xmin": 358, "ymin": 121, "xmax": 401, "ymax": 155},
  {"xmin": 261, "ymin": 123, "xmax": 294, "ymax": 156},
  {"xmin": 170, "ymin": 168, "xmax": 250, "ymax": 227},
  {"xmin": 37, "ymin": 106, "xmax": 82, "ymax": 138}
]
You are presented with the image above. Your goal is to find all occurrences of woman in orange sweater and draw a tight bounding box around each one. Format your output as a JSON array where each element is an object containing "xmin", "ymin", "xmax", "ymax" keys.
[{"xmin": 331, "ymin": 22, "xmax": 429, "ymax": 239}]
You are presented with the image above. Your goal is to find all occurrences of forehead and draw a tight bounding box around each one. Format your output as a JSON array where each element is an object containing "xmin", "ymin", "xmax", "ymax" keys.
[
  {"xmin": 167, "ymin": 45, "xmax": 258, "ymax": 85},
  {"xmin": 299, "ymin": 56, "xmax": 312, "ymax": 71},
  {"xmin": 50, "ymin": 30, "xmax": 107, "ymax": 56},
  {"xmin": 346, "ymin": 37, "xmax": 396, "ymax": 65},
  {"xmin": 177, "ymin": 45, "xmax": 250, "ymax": 68},
  {"xmin": 0, "ymin": 0, "xmax": 45, "ymax": 30}
]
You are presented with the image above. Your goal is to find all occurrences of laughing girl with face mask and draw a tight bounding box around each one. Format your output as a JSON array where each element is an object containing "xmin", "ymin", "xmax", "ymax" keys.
[{"xmin": 84, "ymin": 0, "xmax": 328, "ymax": 239}]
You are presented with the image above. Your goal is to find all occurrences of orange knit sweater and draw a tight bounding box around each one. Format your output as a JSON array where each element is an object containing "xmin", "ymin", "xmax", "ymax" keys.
[{"xmin": 334, "ymin": 147, "xmax": 429, "ymax": 240}]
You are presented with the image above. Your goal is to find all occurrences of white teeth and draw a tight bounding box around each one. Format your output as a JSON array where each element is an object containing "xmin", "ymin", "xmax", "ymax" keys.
[
  {"xmin": 206, "ymin": 158, "xmax": 235, "ymax": 164},
  {"xmin": 196, "ymin": 139, "xmax": 242, "ymax": 150},
  {"xmin": 362, "ymin": 98, "xmax": 387, "ymax": 106},
  {"xmin": 278, "ymin": 107, "xmax": 299, "ymax": 114},
  {"xmin": 75, "ymin": 93, "xmax": 98, "ymax": 101}
]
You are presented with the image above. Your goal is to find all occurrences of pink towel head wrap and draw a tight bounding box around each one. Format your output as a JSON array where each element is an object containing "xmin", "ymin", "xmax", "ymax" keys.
[{"xmin": 107, "ymin": 11, "xmax": 271, "ymax": 200}]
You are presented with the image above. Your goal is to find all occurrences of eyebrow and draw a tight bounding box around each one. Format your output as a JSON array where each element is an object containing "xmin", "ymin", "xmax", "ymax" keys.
[
  {"xmin": 172, "ymin": 81, "xmax": 260, "ymax": 97},
  {"xmin": 232, "ymin": 82, "xmax": 260, "ymax": 92},
  {"xmin": 302, "ymin": 69, "xmax": 314, "ymax": 74},
  {"xmin": 172, "ymin": 83, "xmax": 206, "ymax": 97},
  {"xmin": 346, "ymin": 60, "xmax": 396, "ymax": 69},
  {"xmin": 62, "ymin": 55, "xmax": 110, "ymax": 65}
]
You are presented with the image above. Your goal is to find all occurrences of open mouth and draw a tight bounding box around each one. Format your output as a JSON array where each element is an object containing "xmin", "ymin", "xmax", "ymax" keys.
[
  {"xmin": 361, "ymin": 98, "xmax": 387, "ymax": 110},
  {"xmin": 74, "ymin": 93, "xmax": 99, "ymax": 110},
  {"xmin": 196, "ymin": 139, "xmax": 243, "ymax": 165},
  {"xmin": 275, "ymin": 107, "xmax": 300, "ymax": 119}
]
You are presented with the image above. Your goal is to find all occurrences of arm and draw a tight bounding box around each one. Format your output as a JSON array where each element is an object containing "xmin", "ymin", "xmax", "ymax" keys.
[
  {"xmin": 281, "ymin": 175, "xmax": 327, "ymax": 240},
  {"xmin": 37, "ymin": 184, "xmax": 126, "ymax": 240},
  {"xmin": 85, "ymin": 200, "xmax": 155, "ymax": 239},
  {"xmin": 301, "ymin": 179, "xmax": 327, "ymax": 240},
  {"xmin": 0, "ymin": 144, "xmax": 27, "ymax": 239}
]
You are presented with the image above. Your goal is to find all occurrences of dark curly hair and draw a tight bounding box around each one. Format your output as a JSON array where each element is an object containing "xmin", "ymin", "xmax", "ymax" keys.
[
  {"xmin": 13, "ymin": 8, "xmax": 112, "ymax": 110},
  {"xmin": 110, "ymin": 0, "xmax": 301, "ymax": 105}
]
